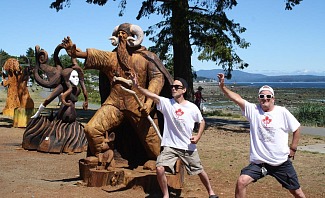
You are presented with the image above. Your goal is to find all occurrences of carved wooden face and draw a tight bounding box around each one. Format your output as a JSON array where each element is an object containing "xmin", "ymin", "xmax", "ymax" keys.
[
  {"xmin": 117, "ymin": 30, "xmax": 128, "ymax": 40},
  {"xmin": 69, "ymin": 70, "xmax": 79, "ymax": 86}
]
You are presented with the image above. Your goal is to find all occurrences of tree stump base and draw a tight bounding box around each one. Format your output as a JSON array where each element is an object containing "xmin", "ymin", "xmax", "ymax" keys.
[
  {"xmin": 13, "ymin": 107, "xmax": 36, "ymax": 128},
  {"xmin": 79, "ymin": 158, "xmax": 184, "ymax": 193}
]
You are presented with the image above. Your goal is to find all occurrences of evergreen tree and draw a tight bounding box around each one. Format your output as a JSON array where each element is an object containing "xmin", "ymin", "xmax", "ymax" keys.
[
  {"xmin": 0, "ymin": 49, "xmax": 12, "ymax": 68},
  {"xmin": 50, "ymin": 0, "xmax": 302, "ymax": 98}
]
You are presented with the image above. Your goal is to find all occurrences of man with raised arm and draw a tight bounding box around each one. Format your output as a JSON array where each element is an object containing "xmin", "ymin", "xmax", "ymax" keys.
[
  {"xmin": 217, "ymin": 73, "xmax": 306, "ymax": 198},
  {"xmin": 132, "ymin": 74, "xmax": 218, "ymax": 198}
]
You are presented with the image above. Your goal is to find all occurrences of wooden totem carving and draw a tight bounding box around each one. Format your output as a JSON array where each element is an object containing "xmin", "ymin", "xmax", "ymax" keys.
[
  {"xmin": 61, "ymin": 23, "xmax": 173, "ymax": 168},
  {"xmin": 1, "ymin": 58, "xmax": 34, "ymax": 124}
]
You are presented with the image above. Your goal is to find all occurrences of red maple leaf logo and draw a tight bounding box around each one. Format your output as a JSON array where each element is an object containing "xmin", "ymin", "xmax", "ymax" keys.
[
  {"xmin": 175, "ymin": 108, "xmax": 184, "ymax": 116},
  {"xmin": 262, "ymin": 116, "xmax": 272, "ymax": 126}
]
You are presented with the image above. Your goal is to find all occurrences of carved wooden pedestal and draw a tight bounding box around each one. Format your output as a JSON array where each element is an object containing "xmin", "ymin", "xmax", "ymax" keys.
[{"xmin": 79, "ymin": 158, "xmax": 184, "ymax": 193}]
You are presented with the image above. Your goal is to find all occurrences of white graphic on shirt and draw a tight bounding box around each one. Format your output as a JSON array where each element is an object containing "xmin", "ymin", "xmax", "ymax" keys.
[
  {"xmin": 258, "ymin": 115, "xmax": 275, "ymax": 143},
  {"xmin": 174, "ymin": 108, "xmax": 187, "ymax": 134}
]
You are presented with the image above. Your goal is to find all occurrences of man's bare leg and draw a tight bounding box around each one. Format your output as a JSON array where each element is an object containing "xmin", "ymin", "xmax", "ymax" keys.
[
  {"xmin": 235, "ymin": 175, "xmax": 254, "ymax": 198},
  {"xmin": 156, "ymin": 166, "xmax": 169, "ymax": 198},
  {"xmin": 198, "ymin": 170, "xmax": 217, "ymax": 197}
]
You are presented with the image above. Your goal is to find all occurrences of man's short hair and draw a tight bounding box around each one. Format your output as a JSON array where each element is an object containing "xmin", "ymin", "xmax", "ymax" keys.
[{"xmin": 174, "ymin": 77, "xmax": 188, "ymax": 90}]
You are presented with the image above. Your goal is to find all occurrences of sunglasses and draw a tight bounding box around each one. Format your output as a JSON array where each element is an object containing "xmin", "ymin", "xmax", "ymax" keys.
[
  {"xmin": 170, "ymin": 85, "xmax": 184, "ymax": 90},
  {"xmin": 259, "ymin": 94, "xmax": 273, "ymax": 99}
]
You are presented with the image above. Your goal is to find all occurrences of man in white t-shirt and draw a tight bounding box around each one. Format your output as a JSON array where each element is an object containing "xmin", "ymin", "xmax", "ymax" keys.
[
  {"xmin": 132, "ymin": 75, "xmax": 218, "ymax": 198},
  {"xmin": 217, "ymin": 73, "xmax": 306, "ymax": 198}
]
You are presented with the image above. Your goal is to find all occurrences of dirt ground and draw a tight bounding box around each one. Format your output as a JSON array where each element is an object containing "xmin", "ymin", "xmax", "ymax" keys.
[
  {"xmin": 0, "ymin": 86, "xmax": 325, "ymax": 198},
  {"xmin": 1, "ymin": 116, "xmax": 325, "ymax": 198}
]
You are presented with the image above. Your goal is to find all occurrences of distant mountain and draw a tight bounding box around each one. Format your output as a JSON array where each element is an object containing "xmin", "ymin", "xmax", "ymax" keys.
[{"xmin": 196, "ymin": 69, "xmax": 325, "ymax": 82}]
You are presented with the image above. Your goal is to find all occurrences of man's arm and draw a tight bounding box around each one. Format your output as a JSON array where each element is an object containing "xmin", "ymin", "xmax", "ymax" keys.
[
  {"xmin": 131, "ymin": 74, "xmax": 160, "ymax": 105},
  {"xmin": 190, "ymin": 119, "xmax": 205, "ymax": 144},
  {"xmin": 289, "ymin": 127, "xmax": 301, "ymax": 159},
  {"xmin": 142, "ymin": 61, "xmax": 165, "ymax": 111},
  {"xmin": 217, "ymin": 73, "xmax": 245, "ymax": 111}
]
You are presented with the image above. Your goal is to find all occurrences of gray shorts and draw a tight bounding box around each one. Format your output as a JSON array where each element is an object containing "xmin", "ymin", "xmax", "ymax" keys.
[
  {"xmin": 156, "ymin": 146, "xmax": 203, "ymax": 175},
  {"xmin": 241, "ymin": 159, "xmax": 301, "ymax": 190}
]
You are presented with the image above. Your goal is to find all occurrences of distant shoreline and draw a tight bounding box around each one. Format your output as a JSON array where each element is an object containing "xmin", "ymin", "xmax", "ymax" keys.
[
  {"xmin": 196, "ymin": 69, "xmax": 325, "ymax": 83},
  {"xmin": 194, "ymin": 82, "xmax": 325, "ymax": 115}
]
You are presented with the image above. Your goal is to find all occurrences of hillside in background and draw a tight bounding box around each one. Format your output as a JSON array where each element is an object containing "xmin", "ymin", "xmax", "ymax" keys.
[{"xmin": 196, "ymin": 69, "xmax": 325, "ymax": 82}]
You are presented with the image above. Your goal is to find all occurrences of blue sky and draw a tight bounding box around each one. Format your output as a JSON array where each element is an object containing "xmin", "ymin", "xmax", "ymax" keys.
[{"xmin": 0, "ymin": 0, "xmax": 324, "ymax": 76}]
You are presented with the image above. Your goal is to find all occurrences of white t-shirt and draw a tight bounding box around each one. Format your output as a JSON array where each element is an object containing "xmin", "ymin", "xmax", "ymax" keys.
[
  {"xmin": 244, "ymin": 100, "xmax": 300, "ymax": 166},
  {"xmin": 157, "ymin": 96, "xmax": 203, "ymax": 151}
]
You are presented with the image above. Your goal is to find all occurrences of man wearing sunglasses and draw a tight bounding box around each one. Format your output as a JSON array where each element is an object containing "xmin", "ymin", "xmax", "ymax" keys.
[
  {"xmin": 131, "ymin": 75, "xmax": 218, "ymax": 198},
  {"xmin": 217, "ymin": 73, "xmax": 305, "ymax": 198}
]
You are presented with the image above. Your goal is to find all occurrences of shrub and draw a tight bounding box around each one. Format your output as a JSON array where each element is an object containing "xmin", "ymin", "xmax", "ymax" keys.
[{"xmin": 294, "ymin": 103, "xmax": 325, "ymax": 127}]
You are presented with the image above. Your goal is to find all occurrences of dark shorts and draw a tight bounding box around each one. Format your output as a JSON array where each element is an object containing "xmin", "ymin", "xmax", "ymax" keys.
[{"xmin": 240, "ymin": 159, "xmax": 301, "ymax": 190}]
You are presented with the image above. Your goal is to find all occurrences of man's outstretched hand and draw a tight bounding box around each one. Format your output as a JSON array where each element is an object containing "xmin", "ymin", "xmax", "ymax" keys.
[
  {"xmin": 130, "ymin": 73, "xmax": 152, "ymax": 116},
  {"xmin": 217, "ymin": 73, "xmax": 225, "ymax": 87}
]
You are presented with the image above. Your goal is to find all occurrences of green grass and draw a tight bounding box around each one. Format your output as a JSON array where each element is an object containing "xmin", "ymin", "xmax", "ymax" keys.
[
  {"xmin": 293, "ymin": 103, "xmax": 325, "ymax": 127},
  {"xmin": 203, "ymin": 102, "xmax": 325, "ymax": 127},
  {"xmin": 203, "ymin": 109, "xmax": 243, "ymax": 119}
]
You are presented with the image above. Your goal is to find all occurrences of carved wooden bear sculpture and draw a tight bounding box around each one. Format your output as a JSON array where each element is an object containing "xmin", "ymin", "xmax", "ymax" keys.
[{"xmin": 98, "ymin": 132, "xmax": 116, "ymax": 170}]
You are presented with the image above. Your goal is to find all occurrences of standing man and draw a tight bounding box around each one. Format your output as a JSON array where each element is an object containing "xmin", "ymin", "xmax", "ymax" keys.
[
  {"xmin": 132, "ymin": 75, "xmax": 218, "ymax": 198},
  {"xmin": 217, "ymin": 73, "xmax": 306, "ymax": 198}
]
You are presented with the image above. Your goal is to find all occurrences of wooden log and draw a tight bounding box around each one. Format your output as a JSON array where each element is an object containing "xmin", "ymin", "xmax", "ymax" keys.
[
  {"xmin": 13, "ymin": 107, "xmax": 36, "ymax": 128},
  {"xmin": 167, "ymin": 159, "xmax": 185, "ymax": 189},
  {"xmin": 79, "ymin": 159, "xmax": 97, "ymax": 183},
  {"xmin": 87, "ymin": 169, "xmax": 125, "ymax": 187},
  {"xmin": 123, "ymin": 170, "xmax": 159, "ymax": 192},
  {"xmin": 79, "ymin": 157, "xmax": 185, "ymax": 192}
]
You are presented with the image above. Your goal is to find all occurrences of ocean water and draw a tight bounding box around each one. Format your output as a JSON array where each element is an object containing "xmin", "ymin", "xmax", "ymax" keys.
[{"xmin": 226, "ymin": 82, "xmax": 325, "ymax": 89}]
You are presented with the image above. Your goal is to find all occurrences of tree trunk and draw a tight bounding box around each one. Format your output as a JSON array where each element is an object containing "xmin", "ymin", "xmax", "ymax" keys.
[{"xmin": 171, "ymin": 0, "xmax": 194, "ymax": 100}]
